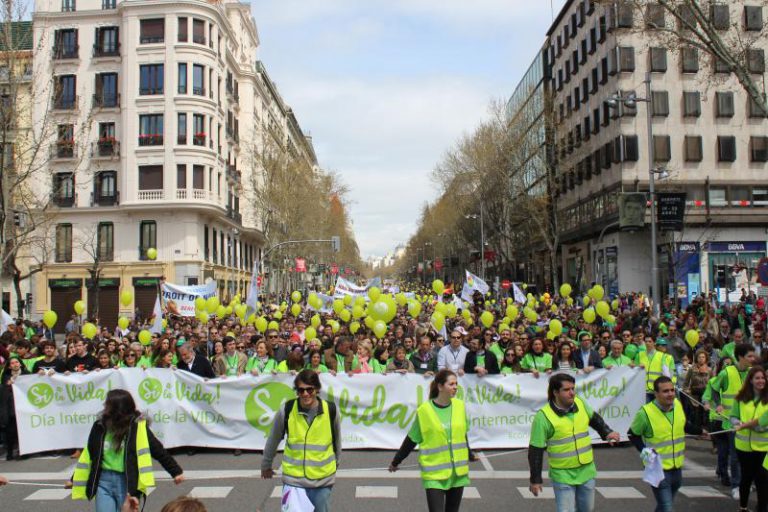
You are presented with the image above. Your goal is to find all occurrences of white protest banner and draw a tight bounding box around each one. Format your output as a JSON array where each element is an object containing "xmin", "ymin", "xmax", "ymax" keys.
[
  {"xmin": 14, "ymin": 368, "xmax": 644, "ymax": 454},
  {"xmin": 332, "ymin": 276, "xmax": 381, "ymax": 300},
  {"xmin": 161, "ymin": 280, "xmax": 217, "ymax": 317},
  {"xmin": 461, "ymin": 270, "xmax": 489, "ymax": 302}
]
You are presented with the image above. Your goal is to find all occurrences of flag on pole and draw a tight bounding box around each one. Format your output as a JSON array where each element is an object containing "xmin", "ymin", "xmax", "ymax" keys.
[
  {"xmin": 0, "ymin": 309, "xmax": 13, "ymax": 333},
  {"xmin": 150, "ymin": 295, "xmax": 163, "ymax": 334},
  {"xmin": 461, "ymin": 270, "xmax": 489, "ymax": 302},
  {"xmin": 512, "ymin": 283, "xmax": 527, "ymax": 304},
  {"xmin": 246, "ymin": 255, "xmax": 260, "ymax": 316}
]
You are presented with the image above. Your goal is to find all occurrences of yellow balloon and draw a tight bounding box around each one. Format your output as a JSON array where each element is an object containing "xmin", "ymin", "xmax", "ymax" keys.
[
  {"xmin": 146, "ymin": 247, "xmax": 158, "ymax": 260},
  {"xmin": 118, "ymin": 317, "xmax": 130, "ymax": 330},
  {"xmin": 43, "ymin": 310, "xmax": 57, "ymax": 329},
  {"xmin": 305, "ymin": 326, "xmax": 317, "ymax": 341},
  {"xmin": 311, "ymin": 314, "xmax": 321, "ymax": 328},
  {"xmin": 82, "ymin": 322, "xmax": 97, "ymax": 339},
  {"xmin": 120, "ymin": 290, "xmax": 133, "ymax": 307},
  {"xmin": 583, "ymin": 308, "xmax": 596, "ymax": 324},
  {"xmin": 138, "ymin": 330, "xmax": 152, "ymax": 346},
  {"xmin": 480, "ymin": 311, "xmax": 494, "ymax": 328},
  {"xmin": 74, "ymin": 300, "xmax": 85, "ymax": 315},
  {"xmin": 291, "ymin": 303, "xmax": 301, "ymax": 317}
]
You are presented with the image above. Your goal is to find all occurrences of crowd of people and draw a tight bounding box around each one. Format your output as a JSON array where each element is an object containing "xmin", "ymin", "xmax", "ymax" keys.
[{"xmin": 0, "ymin": 282, "xmax": 767, "ymax": 511}]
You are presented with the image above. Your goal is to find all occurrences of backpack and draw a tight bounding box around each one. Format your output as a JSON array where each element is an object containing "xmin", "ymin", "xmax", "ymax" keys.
[{"xmin": 283, "ymin": 398, "xmax": 338, "ymax": 454}]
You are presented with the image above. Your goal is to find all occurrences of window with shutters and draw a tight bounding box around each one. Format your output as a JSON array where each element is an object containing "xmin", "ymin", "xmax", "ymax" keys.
[
  {"xmin": 139, "ymin": 64, "xmax": 163, "ymax": 95},
  {"xmin": 684, "ymin": 136, "xmax": 703, "ymax": 162},
  {"xmin": 617, "ymin": 2, "xmax": 633, "ymax": 27},
  {"xmin": 711, "ymin": 4, "xmax": 729, "ymax": 30},
  {"xmin": 55, "ymin": 224, "xmax": 72, "ymax": 262},
  {"xmin": 598, "ymin": 16, "xmax": 607, "ymax": 42},
  {"xmin": 681, "ymin": 47, "xmax": 698, "ymax": 73},
  {"xmin": 747, "ymin": 49, "xmax": 765, "ymax": 74},
  {"xmin": 613, "ymin": 135, "xmax": 639, "ymax": 161},
  {"xmin": 649, "ymin": 47, "xmax": 667, "ymax": 72},
  {"xmin": 745, "ymin": 6, "xmax": 763, "ymax": 31},
  {"xmin": 178, "ymin": 17, "xmax": 187, "ymax": 42},
  {"xmin": 748, "ymin": 96, "xmax": 768, "ymax": 118},
  {"xmin": 677, "ymin": 5, "xmax": 696, "ymax": 29},
  {"xmin": 97, "ymin": 222, "xmax": 114, "ymax": 261},
  {"xmin": 646, "ymin": 3, "xmax": 665, "ymax": 28},
  {"xmin": 139, "ymin": 221, "xmax": 156, "ymax": 258},
  {"xmin": 52, "ymin": 172, "xmax": 75, "ymax": 206},
  {"xmin": 714, "ymin": 56, "xmax": 731, "ymax": 73},
  {"xmin": 53, "ymin": 29, "xmax": 78, "ymax": 59},
  {"xmin": 193, "ymin": 165, "xmax": 204, "ymax": 190},
  {"xmin": 138, "ymin": 165, "xmax": 163, "ymax": 190},
  {"xmin": 751, "ymin": 137, "xmax": 768, "ymax": 162},
  {"xmin": 601, "ymin": 57, "xmax": 609, "ymax": 82},
  {"xmin": 193, "ymin": 19, "xmax": 206, "ymax": 45},
  {"xmin": 717, "ymin": 136, "xmax": 736, "ymax": 162},
  {"xmin": 95, "ymin": 171, "xmax": 116, "ymax": 205},
  {"xmin": 140, "ymin": 19, "xmax": 164, "ymax": 44},
  {"xmin": 716, "ymin": 92, "xmax": 735, "ymax": 117},
  {"xmin": 139, "ymin": 114, "xmax": 163, "ymax": 146},
  {"xmin": 653, "ymin": 135, "xmax": 671, "ymax": 162},
  {"xmin": 94, "ymin": 26, "xmax": 118, "ymax": 57},
  {"xmin": 651, "ymin": 91, "xmax": 669, "ymax": 117},
  {"xmin": 177, "ymin": 164, "xmax": 186, "ymax": 190},
  {"xmin": 618, "ymin": 46, "xmax": 635, "ymax": 71},
  {"xmin": 683, "ymin": 92, "xmax": 701, "ymax": 117},
  {"xmin": 593, "ymin": 108, "xmax": 600, "ymax": 133}
]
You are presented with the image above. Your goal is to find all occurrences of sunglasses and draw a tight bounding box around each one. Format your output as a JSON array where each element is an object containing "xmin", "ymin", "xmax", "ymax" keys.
[
  {"xmin": 126, "ymin": 354, "xmax": 136, "ymax": 358},
  {"xmin": 450, "ymin": 335, "xmax": 461, "ymax": 339},
  {"xmin": 295, "ymin": 386, "xmax": 316, "ymax": 395}
]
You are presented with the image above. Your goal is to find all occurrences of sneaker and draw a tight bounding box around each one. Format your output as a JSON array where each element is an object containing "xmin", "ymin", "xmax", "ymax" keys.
[{"xmin": 731, "ymin": 488, "xmax": 739, "ymax": 500}]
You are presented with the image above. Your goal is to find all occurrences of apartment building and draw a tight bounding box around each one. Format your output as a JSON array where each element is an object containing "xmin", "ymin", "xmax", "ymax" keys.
[
  {"xmin": 30, "ymin": 0, "xmax": 317, "ymax": 330},
  {"xmin": 546, "ymin": 0, "xmax": 768, "ymax": 302}
]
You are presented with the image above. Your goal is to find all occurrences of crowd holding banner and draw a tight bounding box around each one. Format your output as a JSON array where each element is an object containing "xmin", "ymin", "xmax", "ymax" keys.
[{"xmin": 0, "ymin": 274, "xmax": 768, "ymax": 510}]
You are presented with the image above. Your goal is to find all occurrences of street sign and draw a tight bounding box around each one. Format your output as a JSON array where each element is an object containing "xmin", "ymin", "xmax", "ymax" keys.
[
  {"xmin": 657, "ymin": 192, "xmax": 687, "ymax": 231},
  {"xmin": 501, "ymin": 279, "xmax": 511, "ymax": 290},
  {"xmin": 435, "ymin": 259, "xmax": 443, "ymax": 271},
  {"xmin": 295, "ymin": 258, "xmax": 307, "ymax": 272}
]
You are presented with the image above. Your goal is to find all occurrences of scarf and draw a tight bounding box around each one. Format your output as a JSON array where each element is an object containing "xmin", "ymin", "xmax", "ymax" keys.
[{"xmin": 358, "ymin": 355, "xmax": 371, "ymax": 373}]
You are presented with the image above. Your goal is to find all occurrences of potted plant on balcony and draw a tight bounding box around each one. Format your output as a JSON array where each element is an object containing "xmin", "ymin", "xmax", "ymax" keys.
[
  {"xmin": 98, "ymin": 135, "xmax": 116, "ymax": 155},
  {"xmin": 193, "ymin": 132, "xmax": 207, "ymax": 145}
]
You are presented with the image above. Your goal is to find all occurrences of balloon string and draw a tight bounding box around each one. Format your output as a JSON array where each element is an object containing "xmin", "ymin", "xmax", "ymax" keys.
[{"xmin": 677, "ymin": 388, "xmax": 730, "ymax": 421}]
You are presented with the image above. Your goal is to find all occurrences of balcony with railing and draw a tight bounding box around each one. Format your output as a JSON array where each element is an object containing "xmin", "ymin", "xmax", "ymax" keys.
[
  {"xmin": 138, "ymin": 134, "xmax": 163, "ymax": 147},
  {"xmin": 193, "ymin": 189, "xmax": 207, "ymax": 200},
  {"xmin": 52, "ymin": 95, "xmax": 78, "ymax": 111},
  {"xmin": 92, "ymin": 190, "xmax": 119, "ymax": 206},
  {"xmin": 102, "ymin": 0, "xmax": 116, "ymax": 9},
  {"xmin": 52, "ymin": 44, "xmax": 79, "ymax": 60},
  {"xmin": 176, "ymin": 189, "xmax": 187, "ymax": 199},
  {"xmin": 93, "ymin": 43, "xmax": 120, "ymax": 58},
  {"xmin": 50, "ymin": 141, "xmax": 77, "ymax": 159},
  {"xmin": 192, "ymin": 86, "xmax": 206, "ymax": 97},
  {"xmin": 193, "ymin": 132, "xmax": 206, "ymax": 147},
  {"xmin": 51, "ymin": 192, "xmax": 76, "ymax": 207},
  {"xmin": 226, "ymin": 205, "xmax": 242, "ymax": 224},
  {"xmin": 92, "ymin": 138, "xmax": 120, "ymax": 158},
  {"xmin": 137, "ymin": 190, "xmax": 164, "ymax": 201},
  {"xmin": 93, "ymin": 92, "xmax": 120, "ymax": 108}
]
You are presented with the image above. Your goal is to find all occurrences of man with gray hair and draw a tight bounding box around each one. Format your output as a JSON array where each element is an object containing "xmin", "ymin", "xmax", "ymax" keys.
[
  {"xmin": 176, "ymin": 341, "xmax": 215, "ymax": 379},
  {"xmin": 437, "ymin": 329, "xmax": 469, "ymax": 374}
]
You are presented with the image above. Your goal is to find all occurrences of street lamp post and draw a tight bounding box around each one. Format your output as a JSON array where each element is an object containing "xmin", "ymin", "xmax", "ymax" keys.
[
  {"xmin": 606, "ymin": 72, "xmax": 666, "ymax": 315},
  {"xmin": 425, "ymin": 242, "xmax": 436, "ymax": 282},
  {"xmin": 465, "ymin": 203, "xmax": 486, "ymax": 280}
]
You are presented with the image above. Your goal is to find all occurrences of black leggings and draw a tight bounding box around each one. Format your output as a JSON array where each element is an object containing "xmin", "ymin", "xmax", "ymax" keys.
[
  {"xmin": 736, "ymin": 449, "xmax": 768, "ymax": 512},
  {"xmin": 426, "ymin": 487, "xmax": 464, "ymax": 512}
]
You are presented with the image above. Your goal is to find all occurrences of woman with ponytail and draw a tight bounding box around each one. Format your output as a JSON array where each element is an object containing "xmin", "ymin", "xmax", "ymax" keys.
[{"xmin": 389, "ymin": 369, "xmax": 470, "ymax": 511}]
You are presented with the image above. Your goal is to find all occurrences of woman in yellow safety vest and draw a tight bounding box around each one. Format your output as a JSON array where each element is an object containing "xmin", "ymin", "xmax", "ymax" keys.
[
  {"xmin": 731, "ymin": 366, "xmax": 768, "ymax": 512},
  {"xmin": 389, "ymin": 369, "xmax": 470, "ymax": 512},
  {"xmin": 67, "ymin": 389, "xmax": 185, "ymax": 511}
]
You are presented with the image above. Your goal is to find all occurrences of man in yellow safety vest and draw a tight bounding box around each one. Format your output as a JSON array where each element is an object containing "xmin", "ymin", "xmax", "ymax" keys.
[
  {"xmin": 635, "ymin": 335, "xmax": 675, "ymax": 403},
  {"xmin": 528, "ymin": 373, "xmax": 621, "ymax": 512},
  {"xmin": 261, "ymin": 369, "xmax": 341, "ymax": 512},
  {"xmin": 629, "ymin": 376, "xmax": 705, "ymax": 512}
]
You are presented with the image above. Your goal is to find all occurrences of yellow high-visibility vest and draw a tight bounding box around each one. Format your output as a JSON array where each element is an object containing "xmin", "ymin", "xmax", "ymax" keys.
[
  {"xmin": 642, "ymin": 399, "xmax": 686, "ymax": 470},
  {"xmin": 541, "ymin": 396, "xmax": 594, "ymax": 469},
  {"xmin": 282, "ymin": 399, "xmax": 337, "ymax": 480},
  {"xmin": 72, "ymin": 420, "xmax": 155, "ymax": 500},
  {"xmin": 417, "ymin": 399, "xmax": 469, "ymax": 481},
  {"xmin": 735, "ymin": 400, "xmax": 768, "ymax": 452}
]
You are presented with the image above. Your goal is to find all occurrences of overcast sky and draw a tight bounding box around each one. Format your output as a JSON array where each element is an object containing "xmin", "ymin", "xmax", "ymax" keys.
[{"xmin": 251, "ymin": 0, "xmax": 568, "ymax": 258}]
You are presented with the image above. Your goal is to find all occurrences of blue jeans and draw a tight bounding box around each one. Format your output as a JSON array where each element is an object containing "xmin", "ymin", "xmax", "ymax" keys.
[
  {"xmin": 95, "ymin": 470, "xmax": 127, "ymax": 512},
  {"xmin": 727, "ymin": 431, "xmax": 741, "ymax": 489},
  {"xmin": 305, "ymin": 486, "xmax": 333, "ymax": 512},
  {"xmin": 651, "ymin": 469, "xmax": 682, "ymax": 512},
  {"xmin": 553, "ymin": 478, "xmax": 595, "ymax": 512}
]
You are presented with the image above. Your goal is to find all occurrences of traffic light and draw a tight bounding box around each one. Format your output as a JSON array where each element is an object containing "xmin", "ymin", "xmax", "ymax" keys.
[{"xmin": 331, "ymin": 236, "xmax": 341, "ymax": 253}]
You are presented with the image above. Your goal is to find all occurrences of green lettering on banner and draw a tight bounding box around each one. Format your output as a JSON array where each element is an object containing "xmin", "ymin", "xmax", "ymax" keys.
[
  {"xmin": 325, "ymin": 383, "xmax": 426, "ymax": 429},
  {"xmin": 578, "ymin": 377, "xmax": 627, "ymax": 399},
  {"xmin": 27, "ymin": 383, "xmax": 54, "ymax": 409},
  {"xmin": 463, "ymin": 383, "xmax": 521, "ymax": 405},
  {"xmin": 244, "ymin": 382, "xmax": 295, "ymax": 437},
  {"xmin": 175, "ymin": 380, "xmax": 221, "ymax": 405},
  {"xmin": 138, "ymin": 378, "xmax": 164, "ymax": 405},
  {"xmin": 65, "ymin": 381, "xmax": 113, "ymax": 403}
]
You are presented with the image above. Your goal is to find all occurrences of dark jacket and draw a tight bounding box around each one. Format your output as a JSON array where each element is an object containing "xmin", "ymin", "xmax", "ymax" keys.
[
  {"xmin": 78, "ymin": 416, "xmax": 182, "ymax": 500},
  {"xmin": 573, "ymin": 349, "xmax": 603, "ymax": 369},
  {"xmin": 464, "ymin": 350, "xmax": 500, "ymax": 374},
  {"xmin": 177, "ymin": 353, "xmax": 215, "ymax": 379},
  {"xmin": 410, "ymin": 351, "xmax": 437, "ymax": 374},
  {"xmin": 0, "ymin": 366, "xmax": 29, "ymax": 428}
]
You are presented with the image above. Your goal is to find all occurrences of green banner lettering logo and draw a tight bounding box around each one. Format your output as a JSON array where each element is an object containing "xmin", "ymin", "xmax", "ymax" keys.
[
  {"xmin": 27, "ymin": 383, "xmax": 54, "ymax": 409},
  {"xmin": 138, "ymin": 378, "xmax": 164, "ymax": 405},
  {"xmin": 245, "ymin": 382, "xmax": 294, "ymax": 437}
]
